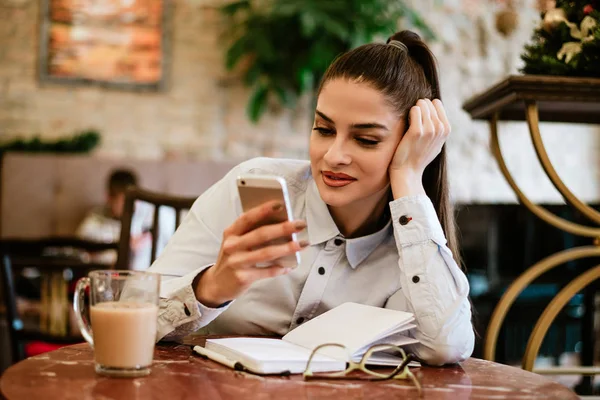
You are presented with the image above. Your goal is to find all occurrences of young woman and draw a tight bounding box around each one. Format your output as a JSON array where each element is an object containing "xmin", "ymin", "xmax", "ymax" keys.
[{"xmin": 149, "ymin": 30, "xmax": 474, "ymax": 366}]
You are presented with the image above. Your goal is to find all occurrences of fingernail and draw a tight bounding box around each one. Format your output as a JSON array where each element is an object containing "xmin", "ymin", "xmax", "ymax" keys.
[
  {"xmin": 272, "ymin": 202, "xmax": 283, "ymax": 211},
  {"xmin": 294, "ymin": 220, "xmax": 307, "ymax": 230},
  {"xmin": 299, "ymin": 240, "xmax": 310, "ymax": 248}
]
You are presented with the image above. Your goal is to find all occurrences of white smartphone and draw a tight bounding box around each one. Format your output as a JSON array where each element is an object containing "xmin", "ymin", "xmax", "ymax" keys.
[{"xmin": 236, "ymin": 174, "xmax": 301, "ymax": 269}]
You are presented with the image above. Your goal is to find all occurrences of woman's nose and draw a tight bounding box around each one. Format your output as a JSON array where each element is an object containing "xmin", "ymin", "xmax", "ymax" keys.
[{"xmin": 323, "ymin": 137, "xmax": 351, "ymax": 165}]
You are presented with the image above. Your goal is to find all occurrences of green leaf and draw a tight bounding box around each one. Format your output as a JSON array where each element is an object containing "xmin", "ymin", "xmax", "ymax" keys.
[
  {"xmin": 225, "ymin": 36, "xmax": 248, "ymax": 70},
  {"xmin": 309, "ymin": 11, "xmax": 350, "ymax": 40},
  {"xmin": 243, "ymin": 62, "xmax": 261, "ymax": 86},
  {"xmin": 247, "ymin": 84, "xmax": 269, "ymax": 123},
  {"xmin": 300, "ymin": 11, "xmax": 317, "ymax": 36},
  {"xmin": 250, "ymin": 33, "xmax": 278, "ymax": 63},
  {"xmin": 273, "ymin": 85, "xmax": 296, "ymax": 107},
  {"xmin": 296, "ymin": 67, "xmax": 314, "ymax": 93},
  {"xmin": 273, "ymin": 1, "xmax": 304, "ymax": 17},
  {"xmin": 220, "ymin": 0, "xmax": 251, "ymax": 16}
]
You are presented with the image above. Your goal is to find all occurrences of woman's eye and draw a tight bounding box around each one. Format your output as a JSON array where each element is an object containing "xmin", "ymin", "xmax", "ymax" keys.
[
  {"xmin": 313, "ymin": 127, "xmax": 334, "ymax": 136},
  {"xmin": 356, "ymin": 137, "xmax": 379, "ymax": 146}
]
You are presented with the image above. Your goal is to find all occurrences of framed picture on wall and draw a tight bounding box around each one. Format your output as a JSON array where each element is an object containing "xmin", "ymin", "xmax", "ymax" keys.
[{"xmin": 38, "ymin": 0, "xmax": 171, "ymax": 91}]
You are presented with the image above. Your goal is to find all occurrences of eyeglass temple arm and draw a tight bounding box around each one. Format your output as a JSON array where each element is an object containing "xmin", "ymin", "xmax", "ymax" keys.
[
  {"xmin": 304, "ymin": 343, "xmax": 348, "ymax": 376},
  {"xmin": 383, "ymin": 353, "xmax": 415, "ymax": 380}
]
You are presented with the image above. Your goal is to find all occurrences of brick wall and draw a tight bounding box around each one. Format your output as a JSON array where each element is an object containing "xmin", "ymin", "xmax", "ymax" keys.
[{"xmin": 0, "ymin": 0, "xmax": 598, "ymax": 203}]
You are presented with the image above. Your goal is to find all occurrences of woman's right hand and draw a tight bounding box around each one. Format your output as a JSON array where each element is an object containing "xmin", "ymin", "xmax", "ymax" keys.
[{"xmin": 194, "ymin": 200, "xmax": 308, "ymax": 307}]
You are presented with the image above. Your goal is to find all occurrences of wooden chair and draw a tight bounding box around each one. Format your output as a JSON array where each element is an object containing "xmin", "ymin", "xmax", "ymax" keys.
[
  {"xmin": 0, "ymin": 237, "xmax": 118, "ymax": 364},
  {"xmin": 115, "ymin": 187, "xmax": 197, "ymax": 270}
]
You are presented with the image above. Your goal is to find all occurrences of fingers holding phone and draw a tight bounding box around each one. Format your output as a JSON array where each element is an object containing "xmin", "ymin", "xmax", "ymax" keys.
[
  {"xmin": 226, "ymin": 217, "xmax": 307, "ymax": 256},
  {"xmin": 235, "ymin": 175, "xmax": 304, "ymax": 268},
  {"xmin": 194, "ymin": 176, "xmax": 308, "ymax": 307}
]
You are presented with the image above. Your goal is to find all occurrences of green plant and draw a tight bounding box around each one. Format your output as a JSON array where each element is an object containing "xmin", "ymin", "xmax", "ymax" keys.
[
  {"xmin": 221, "ymin": 0, "xmax": 434, "ymax": 122},
  {"xmin": 521, "ymin": 0, "xmax": 599, "ymax": 77},
  {"xmin": 0, "ymin": 129, "xmax": 101, "ymax": 155}
]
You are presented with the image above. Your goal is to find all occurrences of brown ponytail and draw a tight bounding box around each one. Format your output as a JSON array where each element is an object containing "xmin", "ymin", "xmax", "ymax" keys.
[{"xmin": 386, "ymin": 30, "xmax": 441, "ymax": 99}]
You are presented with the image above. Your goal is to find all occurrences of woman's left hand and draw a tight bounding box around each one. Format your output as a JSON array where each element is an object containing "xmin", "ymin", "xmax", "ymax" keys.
[
  {"xmin": 388, "ymin": 99, "xmax": 451, "ymax": 198},
  {"xmin": 389, "ymin": 98, "xmax": 451, "ymax": 175}
]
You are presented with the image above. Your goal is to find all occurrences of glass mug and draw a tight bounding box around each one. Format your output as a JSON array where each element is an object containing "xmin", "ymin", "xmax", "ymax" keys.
[{"xmin": 74, "ymin": 270, "xmax": 160, "ymax": 377}]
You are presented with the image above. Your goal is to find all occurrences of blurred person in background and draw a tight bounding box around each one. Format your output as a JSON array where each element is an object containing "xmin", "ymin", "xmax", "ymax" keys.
[{"xmin": 77, "ymin": 168, "xmax": 175, "ymax": 270}]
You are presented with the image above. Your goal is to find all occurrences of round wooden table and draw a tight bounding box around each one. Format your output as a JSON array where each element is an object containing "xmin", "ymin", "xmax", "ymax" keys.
[{"xmin": 1, "ymin": 337, "xmax": 578, "ymax": 400}]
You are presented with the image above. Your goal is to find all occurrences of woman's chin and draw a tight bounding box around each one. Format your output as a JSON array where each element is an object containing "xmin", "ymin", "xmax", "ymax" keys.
[{"xmin": 317, "ymin": 185, "xmax": 354, "ymax": 207}]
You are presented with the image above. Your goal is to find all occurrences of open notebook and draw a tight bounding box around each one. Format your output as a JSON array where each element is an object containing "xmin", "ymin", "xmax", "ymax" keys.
[{"xmin": 193, "ymin": 302, "xmax": 419, "ymax": 374}]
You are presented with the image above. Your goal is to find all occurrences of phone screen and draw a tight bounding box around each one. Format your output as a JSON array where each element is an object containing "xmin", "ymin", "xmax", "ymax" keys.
[
  {"xmin": 237, "ymin": 181, "xmax": 300, "ymax": 268},
  {"xmin": 238, "ymin": 186, "xmax": 289, "ymax": 228}
]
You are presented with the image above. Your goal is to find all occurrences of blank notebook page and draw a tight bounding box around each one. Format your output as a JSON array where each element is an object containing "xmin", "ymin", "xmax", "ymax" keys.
[{"xmin": 283, "ymin": 302, "xmax": 414, "ymax": 356}]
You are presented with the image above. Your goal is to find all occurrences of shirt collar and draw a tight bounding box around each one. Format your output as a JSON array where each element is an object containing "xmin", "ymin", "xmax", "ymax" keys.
[
  {"xmin": 345, "ymin": 219, "xmax": 392, "ymax": 269},
  {"xmin": 305, "ymin": 179, "xmax": 392, "ymax": 269}
]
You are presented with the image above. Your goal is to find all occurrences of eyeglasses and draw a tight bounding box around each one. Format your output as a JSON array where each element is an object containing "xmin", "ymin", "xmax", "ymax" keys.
[{"xmin": 302, "ymin": 343, "xmax": 421, "ymax": 394}]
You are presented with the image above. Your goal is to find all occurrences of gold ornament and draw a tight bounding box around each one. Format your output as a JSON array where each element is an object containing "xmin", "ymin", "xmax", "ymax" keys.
[
  {"xmin": 496, "ymin": 8, "xmax": 519, "ymax": 36},
  {"xmin": 542, "ymin": 8, "xmax": 568, "ymax": 33},
  {"xmin": 557, "ymin": 16, "xmax": 597, "ymax": 63},
  {"xmin": 557, "ymin": 42, "xmax": 582, "ymax": 63},
  {"xmin": 566, "ymin": 15, "xmax": 597, "ymax": 39}
]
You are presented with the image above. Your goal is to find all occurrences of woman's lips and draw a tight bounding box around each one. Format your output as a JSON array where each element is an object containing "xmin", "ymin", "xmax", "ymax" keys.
[{"xmin": 322, "ymin": 171, "xmax": 356, "ymax": 187}]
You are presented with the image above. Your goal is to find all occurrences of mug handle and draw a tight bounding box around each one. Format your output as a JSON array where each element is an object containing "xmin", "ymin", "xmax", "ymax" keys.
[{"xmin": 73, "ymin": 277, "xmax": 94, "ymax": 347}]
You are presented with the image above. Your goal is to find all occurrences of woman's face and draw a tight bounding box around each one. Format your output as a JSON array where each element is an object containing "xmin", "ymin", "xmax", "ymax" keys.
[{"xmin": 310, "ymin": 78, "xmax": 404, "ymax": 209}]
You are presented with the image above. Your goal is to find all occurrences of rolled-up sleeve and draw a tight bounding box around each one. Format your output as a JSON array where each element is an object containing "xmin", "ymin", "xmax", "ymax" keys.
[
  {"xmin": 385, "ymin": 195, "xmax": 474, "ymax": 365},
  {"xmin": 147, "ymin": 167, "xmax": 241, "ymax": 341}
]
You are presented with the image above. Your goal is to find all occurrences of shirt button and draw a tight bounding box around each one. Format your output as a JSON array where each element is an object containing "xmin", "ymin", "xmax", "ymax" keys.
[
  {"xmin": 296, "ymin": 317, "xmax": 305, "ymax": 325},
  {"xmin": 334, "ymin": 238, "xmax": 343, "ymax": 246},
  {"xmin": 318, "ymin": 267, "xmax": 325, "ymax": 275},
  {"xmin": 412, "ymin": 276, "xmax": 420, "ymax": 283},
  {"xmin": 399, "ymin": 215, "xmax": 412, "ymax": 225}
]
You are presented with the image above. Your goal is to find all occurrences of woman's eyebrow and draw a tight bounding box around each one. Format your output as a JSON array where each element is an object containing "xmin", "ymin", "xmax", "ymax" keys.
[
  {"xmin": 315, "ymin": 110, "xmax": 334, "ymax": 123},
  {"xmin": 315, "ymin": 110, "xmax": 389, "ymax": 131},
  {"xmin": 351, "ymin": 122, "xmax": 389, "ymax": 131}
]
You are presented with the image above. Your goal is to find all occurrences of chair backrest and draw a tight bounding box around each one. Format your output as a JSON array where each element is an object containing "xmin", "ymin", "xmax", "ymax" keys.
[
  {"xmin": 116, "ymin": 187, "xmax": 197, "ymax": 270},
  {"xmin": 0, "ymin": 238, "xmax": 118, "ymax": 364}
]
